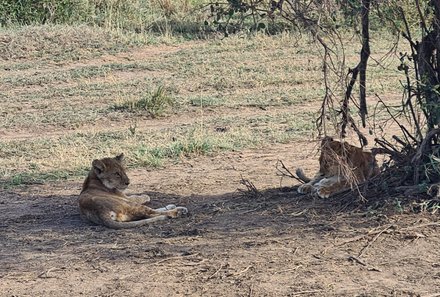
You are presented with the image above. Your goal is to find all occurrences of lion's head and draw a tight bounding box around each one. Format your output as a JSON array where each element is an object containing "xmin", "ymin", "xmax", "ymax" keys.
[
  {"xmin": 318, "ymin": 136, "xmax": 379, "ymax": 181},
  {"xmin": 91, "ymin": 153, "xmax": 130, "ymax": 191}
]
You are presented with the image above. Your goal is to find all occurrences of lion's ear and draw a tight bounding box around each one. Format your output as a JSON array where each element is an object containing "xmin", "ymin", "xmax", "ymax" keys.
[
  {"xmin": 92, "ymin": 159, "xmax": 106, "ymax": 174},
  {"xmin": 115, "ymin": 153, "xmax": 125, "ymax": 162}
]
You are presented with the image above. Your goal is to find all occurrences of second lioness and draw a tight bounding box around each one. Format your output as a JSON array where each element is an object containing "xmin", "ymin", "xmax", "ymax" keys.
[
  {"xmin": 79, "ymin": 154, "xmax": 187, "ymax": 229},
  {"xmin": 296, "ymin": 137, "xmax": 380, "ymax": 198}
]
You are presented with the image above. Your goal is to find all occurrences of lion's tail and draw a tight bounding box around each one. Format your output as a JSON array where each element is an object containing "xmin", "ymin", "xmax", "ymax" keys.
[
  {"xmin": 102, "ymin": 215, "xmax": 168, "ymax": 229},
  {"xmin": 296, "ymin": 168, "xmax": 311, "ymax": 183}
]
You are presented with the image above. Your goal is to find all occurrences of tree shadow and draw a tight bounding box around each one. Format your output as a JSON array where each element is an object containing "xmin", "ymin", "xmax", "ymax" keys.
[{"xmin": 0, "ymin": 186, "xmax": 395, "ymax": 271}]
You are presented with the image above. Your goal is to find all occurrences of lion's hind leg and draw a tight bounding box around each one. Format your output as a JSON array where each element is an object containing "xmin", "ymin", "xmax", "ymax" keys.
[
  {"xmin": 154, "ymin": 204, "xmax": 188, "ymax": 218},
  {"xmin": 297, "ymin": 173, "xmax": 324, "ymax": 195},
  {"xmin": 130, "ymin": 204, "xmax": 188, "ymax": 219},
  {"xmin": 314, "ymin": 176, "xmax": 350, "ymax": 198}
]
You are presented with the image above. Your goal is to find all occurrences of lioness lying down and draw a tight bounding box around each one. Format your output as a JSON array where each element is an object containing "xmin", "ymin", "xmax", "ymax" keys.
[
  {"xmin": 296, "ymin": 137, "xmax": 380, "ymax": 198},
  {"xmin": 79, "ymin": 154, "xmax": 187, "ymax": 229}
]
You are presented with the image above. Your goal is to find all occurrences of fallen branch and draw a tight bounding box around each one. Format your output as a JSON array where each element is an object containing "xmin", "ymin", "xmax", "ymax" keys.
[
  {"xmin": 400, "ymin": 222, "xmax": 440, "ymax": 231},
  {"xmin": 207, "ymin": 263, "xmax": 226, "ymax": 280},
  {"xmin": 151, "ymin": 253, "xmax": 200, "ymax": 266},
  {"xmin": 291, "ymin": 290, "xmax": 323, "ymax": 296},
  {"xmin": 358, "ymin": 225, "xmax": 395, "ymax": 257},
  {"xmin": 348, "ymin": 255, "xmax": 382, "ymax": 272},
  {"xmin": 37, "ymin": 268, "xmax": 60, "ymax": 279},
  {"xmin": 348, "ymin": 255, "xmax": 367, "ymax": 266},
  {"xmin": 335, "ymin": 235, "xmax": 366, "ymax": 247},
  {"xmin": 233, "ymin": 265, "xmax": 253, "ymax": 276}
]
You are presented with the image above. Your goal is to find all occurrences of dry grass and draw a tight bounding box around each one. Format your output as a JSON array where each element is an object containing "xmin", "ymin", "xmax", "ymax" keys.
[
  {"xmin": 0, "ymin": 25, "xmax": 143, "ymax": 62},
  {"xmin": 0, "ymin": 26, "xmax": 406, "ymax": 187}
]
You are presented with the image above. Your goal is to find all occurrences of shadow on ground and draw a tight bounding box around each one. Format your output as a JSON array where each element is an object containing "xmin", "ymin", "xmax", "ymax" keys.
[
  {"xmin": 2, "ymin": 187, "xmax": 440, "ymax": 296},
  {"xmin": 0, "ymin": 186, "xmax": 390, "ymax": 265}
]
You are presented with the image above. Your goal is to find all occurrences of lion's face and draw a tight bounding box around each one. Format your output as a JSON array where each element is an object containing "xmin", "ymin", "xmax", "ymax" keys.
[
  {"xmin": 318, "ymin": 138, "xmax": 345, "ymax": 176},
  {"xmin": 92, "ymin": 154, "xmax": 130, "ymax": 191},
  {"xmin": 318, "ymin": 138, "xmax": 378, "ymax": 180}
]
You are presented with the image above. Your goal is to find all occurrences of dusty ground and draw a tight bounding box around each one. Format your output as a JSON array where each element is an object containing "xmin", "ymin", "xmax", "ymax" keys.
[{"xmin": 2, "ymin": 143, "xmax": 440, "ymax": 297}]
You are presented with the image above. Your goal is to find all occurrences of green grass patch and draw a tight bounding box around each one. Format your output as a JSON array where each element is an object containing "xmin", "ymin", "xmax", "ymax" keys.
[{"xmin": 112, "ymin": 86, "xmax": 174, "ymax": 117}]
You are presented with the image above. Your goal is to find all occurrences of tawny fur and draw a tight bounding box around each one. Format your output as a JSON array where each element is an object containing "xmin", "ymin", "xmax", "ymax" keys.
[
  {"xmin": 78, "ymin": 154, "xmax": 187, "ymax": 229},
  {"xmin": 297, "ymin": 137, "xmax": 380, "ymax": 198}
]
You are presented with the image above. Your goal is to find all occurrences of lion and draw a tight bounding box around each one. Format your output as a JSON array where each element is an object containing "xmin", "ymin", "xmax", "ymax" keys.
[
  {"xmin": 296, "ymin": 136, "xmax": 380, "ymax": 198},
  {"xmin": 78, "ymin": 153, "xmax": 188, "ymax": 229}
]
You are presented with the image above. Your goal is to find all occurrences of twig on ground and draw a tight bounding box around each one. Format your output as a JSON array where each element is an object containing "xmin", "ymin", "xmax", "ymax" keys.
[
  {"xmin": 335, "ymin": 235, "xmax": 366, "ymax": 247},
  {"xmin": 183, "ymin": 259, "xmax": 207, "ymax": 266},
  {"xmin": 348, "ymin": 255, "xmax": 367, "ymax": 266},
  {"xmin": 291, "ymin": 290, "xmax": 323, "ymax": 296},
  {"xmin": 289, "ymin": 209, "xmax": 309, "ymax": 217},
  {"xmin": 348, "ymin": 255, "xmax": 382, "ymax": 272},
  {"xmin": 400, "ymin": 222, "xmax": 440, "ymax": 231},
  {"xmin": 91, "ymin": 264, "xmax": 108, "ymax": 273},
  {"xmin": 239, "ymin": 207, "xmax": 262, "ymax": 215},
  {"xmin": 273, "ymin": 265, "xmax": 303, "ymax": 274},
  {"xmin": 37, "ymin": 268, "xmax": 59, "ymax": 279},
  {"xmin": 332, "ymin": 225, "xmax": 396, "ymax": 251},
  {"xmin": 151, "ymin": 253, "xmax": 200, "ymax": 266},
  {"xmin": 233, "ymin": 265, "xmax": 253, "ymax": 276},
  {"xmin": 207, "ymin": 263, "xmax": 226, "ymax": 280},
  {"xmin": 358, "ymin": 225, "xmax": 395, "ymax": 257},
  {"xmin": 248, "ymin": 284, "xmax": 254, "ymax": 297},
  {"xmin": 395, "ymin": 185, "xmax": 427, "ymax": 196}
]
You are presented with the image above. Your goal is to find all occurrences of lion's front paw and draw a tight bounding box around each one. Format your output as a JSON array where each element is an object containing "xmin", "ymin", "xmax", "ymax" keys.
[
  {"xmin": 165, "ymin": 204, "xmax": 176, "ymax": 210},
  {"xmin": 175, "ymin": 206, "xmax": 188, "ymax": 216},
  {"xmin": 298, "ymin": 183, "xmax": 313, "ymax": 194},
  {"xmin": 155, "ymin": 204, "xmax": 176, "ymax": 212},
  {"xmin": 316, "ymin": 188, "xmax": 331, "ymax": 199}
]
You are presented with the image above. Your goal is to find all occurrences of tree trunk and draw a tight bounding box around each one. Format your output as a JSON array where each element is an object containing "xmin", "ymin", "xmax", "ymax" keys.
[{"xmin": 418, "ymin": 1, "xmax": 440, "ymax": 129}]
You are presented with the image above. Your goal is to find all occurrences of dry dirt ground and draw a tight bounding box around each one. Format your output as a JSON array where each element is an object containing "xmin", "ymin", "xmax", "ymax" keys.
[{"xmin": 2, "ymin": 143, "xmax": 440, "ymax": 297}]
